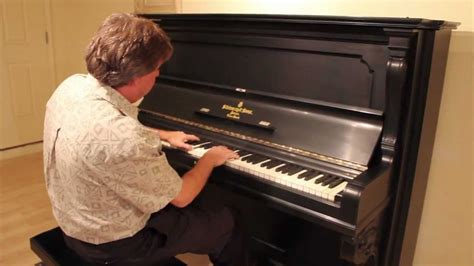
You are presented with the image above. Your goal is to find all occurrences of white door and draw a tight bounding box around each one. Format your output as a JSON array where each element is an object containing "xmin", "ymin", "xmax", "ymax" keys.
[{"xmin": 0, "ymin": 0, "xmax": 55, "ymax": 149}]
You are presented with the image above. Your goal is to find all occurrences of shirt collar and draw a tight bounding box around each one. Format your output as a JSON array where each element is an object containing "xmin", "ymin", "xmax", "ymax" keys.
[{"xmin": 86, "ymin": 74, "xmax": 139, "ymax": 119}]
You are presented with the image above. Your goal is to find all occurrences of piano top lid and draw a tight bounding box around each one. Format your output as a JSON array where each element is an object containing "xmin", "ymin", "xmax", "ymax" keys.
[{"xmin": 143, "ymin": 13, "xmax": 459, "ymax": 30}]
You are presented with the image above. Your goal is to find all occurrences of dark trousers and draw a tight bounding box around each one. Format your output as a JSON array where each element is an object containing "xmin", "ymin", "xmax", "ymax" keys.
[{"xmin": 64, "ymin": 196, "xmax": 249, "ymax": 266}]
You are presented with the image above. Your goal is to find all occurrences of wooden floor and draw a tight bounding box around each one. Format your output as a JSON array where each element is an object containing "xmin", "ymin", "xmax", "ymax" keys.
[{"xmin": 0, "ymin": 152, "xmax": 210, "ymax": 266}]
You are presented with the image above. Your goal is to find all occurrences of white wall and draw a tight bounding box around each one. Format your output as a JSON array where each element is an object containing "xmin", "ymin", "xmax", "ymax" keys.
[
  {"xmin": 181, "ymin": 0, "xmax": 473, "ymax": 31},
  {"xmin": 180, "ymin": 1, "xmax": 473, "ymax": 265},
  {"xmin": 49, "ymin": 0, "xmax": 134, "ymax": 84}
]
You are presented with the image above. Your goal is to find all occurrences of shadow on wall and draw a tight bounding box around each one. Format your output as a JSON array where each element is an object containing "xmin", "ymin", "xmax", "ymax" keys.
[{"xmin": 412, "ymin": 30, "xmax": 473, "ymax": 265}]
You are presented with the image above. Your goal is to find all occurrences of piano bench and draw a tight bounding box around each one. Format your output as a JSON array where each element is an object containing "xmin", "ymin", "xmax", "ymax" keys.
[{"xmin": 30, "ymin": 227, "xmax": 187, "ymax": 266}]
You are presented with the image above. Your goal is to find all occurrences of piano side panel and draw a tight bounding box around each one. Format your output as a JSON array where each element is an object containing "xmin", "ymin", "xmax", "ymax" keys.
[{"xmin": 383, "ymin": 28, "xmax": 454, "ymax": 266}]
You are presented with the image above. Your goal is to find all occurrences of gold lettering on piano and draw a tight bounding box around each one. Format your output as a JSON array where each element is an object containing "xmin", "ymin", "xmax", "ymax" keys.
[{"xmin": 222, "ymin": 101, "xmax": 253, "ymax": 120}]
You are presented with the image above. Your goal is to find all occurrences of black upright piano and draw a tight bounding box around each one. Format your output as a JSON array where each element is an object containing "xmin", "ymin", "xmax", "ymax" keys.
[{"xmin": 138, "ymin": 14, "xmax": 457, "ymax": 265}]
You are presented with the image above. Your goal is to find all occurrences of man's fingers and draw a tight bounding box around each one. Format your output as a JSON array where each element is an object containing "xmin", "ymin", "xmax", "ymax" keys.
[
  {"xmin": 229, "ymin": 152, "xmax": 239, "ymax": 160},
  {"xmin": 178, "ymin": 143, "xmax": 193, "ymax": 151},
  {"xmin": 185, "ymin": 134, "xmax": 200, "ymax": 142}
]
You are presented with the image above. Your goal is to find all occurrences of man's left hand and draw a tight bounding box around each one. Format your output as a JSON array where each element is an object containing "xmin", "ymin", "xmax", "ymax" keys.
[{"xmin": 163, "ymin": 131, "xmax": 199, "ymax": 151}]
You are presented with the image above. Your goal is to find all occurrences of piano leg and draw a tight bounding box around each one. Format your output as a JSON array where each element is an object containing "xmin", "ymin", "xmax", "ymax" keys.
[{"xmin": 340, "ymin": 215, "xmax": 383, "ymax": 265}]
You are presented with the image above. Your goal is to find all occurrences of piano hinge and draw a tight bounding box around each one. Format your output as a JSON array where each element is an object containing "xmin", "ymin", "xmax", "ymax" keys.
[{"xmin": 141, "ymin": 109, "xmax": 367, "ymax": 172}]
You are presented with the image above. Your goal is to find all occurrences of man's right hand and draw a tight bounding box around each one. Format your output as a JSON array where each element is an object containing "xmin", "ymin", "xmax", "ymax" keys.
[
  {"xmin": 172, "ymin": 145, "xmax": 239, "ymax": 208},
  {"xmin": 201, "ymin": 146, "xmax": 239, "ymax": 167}
]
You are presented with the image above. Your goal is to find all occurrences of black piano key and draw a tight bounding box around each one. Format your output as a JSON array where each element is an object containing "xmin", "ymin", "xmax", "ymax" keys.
[
  {"xmin": 328, "ymin": 178, "xmax": 344, "ymax": 188},
  {"xmin": 303, "ymin": 171, "xmax": 321, "ymax": 181},
  {"xmin": 191, "ymin": 138, "xmax": 209, "ymax": 145},
  {"xmin": 315, "ymin": 174, "xmax": 331, "ymax": 184},
  {"xmin": 243, "ymin": 154, "xmax": 259, "ymax": 163},
  {"xmin": 241, "ymin": 154, "xmax": 261, "ymax": 163},
  {"xmin": 261, "ymin": 159, "xmax": 283, "ymax": 169},
  {"xmin": 275, "ymin": 164, "xmax": 287, "ymax": 173},
  {"xmin": 236, "ymin": 150, "xmax": 252, "ymax": 157},
  {"xmin": 251, "ymin": 156, "xmax": 268, "ymax": 164},
  {"xmin": 287, "ymin": 166, "xmax": 305, "ymax": 176},
  {"xmin": 322, "ymin": 176, "xmax": 338, "ymax": 186},
  {"xmin": 275, "ymin": 164, "xmax": 289, "ymax": 173},
  {"xmin": 251, "ymin": 154, "xmax": 266, "ymax": 162},
  {"xmin": 200, "ymin": 142, "xmax": 215, "ymax": 149},
  {"xmin": 280, "ymin": 164, "xmax": 298, "ymax": 174},
  {"xmin": 282, "ymin": 164, "xmax": 299, "ymax": 174},
  {"xmin": 282, "ymin": 164, "xmax": 298, "ymax": 175},
  {"xmin": 260, "ymin": 160, "xmax": 278, "ymax": 169},
  {"xmin": 297, "ymin": 170, "xmax": 311, "ymax": 179},
  {"xmin": 240, "ymin": 154, "xmax": 253, "ymax": 162}
]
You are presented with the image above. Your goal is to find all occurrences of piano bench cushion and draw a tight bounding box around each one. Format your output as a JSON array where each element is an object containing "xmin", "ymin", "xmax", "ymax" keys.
[{"xmin": 30, "ymin": 227, "xmax": 187, "ymax": 266}]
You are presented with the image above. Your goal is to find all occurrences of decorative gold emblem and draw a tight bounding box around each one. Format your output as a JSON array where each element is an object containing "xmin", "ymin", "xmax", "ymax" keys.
[{"xmin": 222, "ymin": 101, "xmax": 253, "ymax": 120}]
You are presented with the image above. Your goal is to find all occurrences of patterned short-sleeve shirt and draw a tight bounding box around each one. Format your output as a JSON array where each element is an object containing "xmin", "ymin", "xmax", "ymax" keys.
[{"xmin": 43, "ymin": 74, "xmax": 182, "ymax": 244}]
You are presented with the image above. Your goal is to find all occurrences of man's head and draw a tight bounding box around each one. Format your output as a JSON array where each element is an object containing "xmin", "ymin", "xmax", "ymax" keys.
[{"xmin": 85, "ymin": 13, "xmax": 173, "ymax": 93}]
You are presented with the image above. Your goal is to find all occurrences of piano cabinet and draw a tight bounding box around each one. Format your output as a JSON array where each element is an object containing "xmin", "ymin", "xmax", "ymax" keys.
[{"xmin": 138, "ymin": 14, "xmax": 458, "ymax": 265}]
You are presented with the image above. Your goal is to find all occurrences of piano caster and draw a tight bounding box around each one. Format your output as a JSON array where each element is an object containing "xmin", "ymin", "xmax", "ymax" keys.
[{"xmin": 340, "ymin": 216, "xmax": 382, "ymax": 265}]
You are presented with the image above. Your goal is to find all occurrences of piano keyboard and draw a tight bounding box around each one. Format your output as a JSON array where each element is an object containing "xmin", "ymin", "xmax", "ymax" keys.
[{"xmin": 162, "ymin": 140, "xmax": 348, "ymax": 202}]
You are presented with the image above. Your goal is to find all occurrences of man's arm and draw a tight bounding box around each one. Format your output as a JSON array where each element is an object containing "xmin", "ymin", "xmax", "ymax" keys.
[{"xmin": 171, "ymin": 146, "xmax": 239, "ymax": 208}]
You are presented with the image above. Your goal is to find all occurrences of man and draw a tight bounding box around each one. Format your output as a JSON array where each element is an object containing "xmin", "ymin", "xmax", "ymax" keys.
[{"xmin": 43, "ymin": 13, "xmax": 248, "ymax": 266}]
